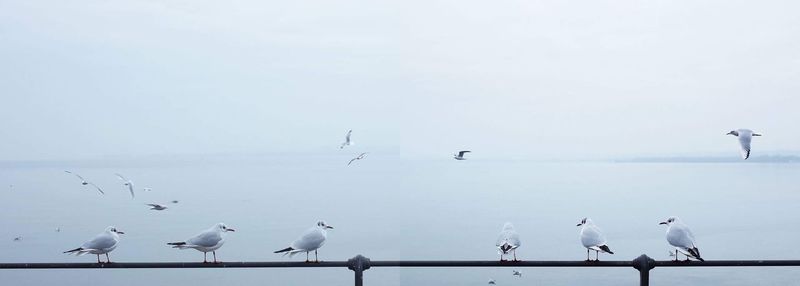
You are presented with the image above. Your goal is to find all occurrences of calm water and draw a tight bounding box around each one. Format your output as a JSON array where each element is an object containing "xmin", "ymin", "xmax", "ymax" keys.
[{"xmin": 1, "ymin": 155, "xmax": 799, "ymax": 285}]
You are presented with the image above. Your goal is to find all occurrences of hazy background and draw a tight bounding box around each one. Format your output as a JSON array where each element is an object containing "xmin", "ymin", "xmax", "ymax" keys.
[
  {"xmin": 2, "ymin": 0, "xmax": 800, "ymax": 285},
  {"xmin": 1, "ymin": 0, "xmax": 799, "ymax": 161}
]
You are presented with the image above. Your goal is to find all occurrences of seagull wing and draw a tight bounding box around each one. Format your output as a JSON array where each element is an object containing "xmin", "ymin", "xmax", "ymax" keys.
[
  {"xmin": 458, "ymin": 151, "xmax": 471, "ymax": 157},
  {"xmin": 580, "ymin": 225, "xmax": 607, "ymax": 248},
  {"xmin": 127, "ymin": 183, "xmax": 135, "ymax": 199},
  {"xmin": 82, "ymin": 232, "xmax": 117, "ymax": 250},
  {"xmin": 88, "ymin": 183, "xmax": 105, "ymax": 195},
  {"xmin": 738, "ymin": 133, "xmax": 753, "ymax": 160},
  {"xmin": 65, "ymin": 171, "xmax": 85, "ymax": 181},
  {"xmin": 115, "ymin": 173, "xmax": 127, "ymax": 181},
  {"xmin": 348, "ymin": 157, "xmax": 357, "ymax": 165},
  {"xmin": 345, "ymin": 130, "xmax": 352, "ymax": 142},
  {"xmin": 291, "ymin": 228, "xmax": 326, "ymax": 251},
  {"xmin": 186, "ymin": 230, "xmax": 223, "ymax": 248},
  {"xmin": 667, "ymin": 224, "xmax": 697, "ymax": 249}
]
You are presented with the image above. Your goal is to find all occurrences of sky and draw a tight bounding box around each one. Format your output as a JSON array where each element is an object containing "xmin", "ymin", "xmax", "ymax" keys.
[{"xmin": 1, "ymin": 0, "xmax": 799, "ymax": 161}]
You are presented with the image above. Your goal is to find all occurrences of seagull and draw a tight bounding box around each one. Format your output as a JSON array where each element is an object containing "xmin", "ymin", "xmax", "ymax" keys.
[
  {"xmin": 64, "ymin": 171, "xmax": 104, "ymax": 194},
  {"xmin": 340, "ymin": 130, "xmax": 353, "ymax": 149},
  {"xmin": 660, "ymin": 217, "xmax": 704, "ymax": 261},
  {"xmin": 147, "ymin": 203, "xmax": 168, "ymax": 211},
  {"xmin": 454, "ymin": 150, "xmax": 471, "ymax": 160},
  {"xmin": 13, "ymin": 236, "xmax": 22, "ymax": 242},
  {"xmin": 496, "ymin": 222, "xmax": 521, "ymax": 261},
  {"xmin": 167, "ymin": 223, "xmax": 235, "ymax": 263},
  {"xmin": 171, "ymin": 200, "xmax": 179, "ymax": 204},
  {"xmin": 726, "ymin": 129, "xmax": 762, "ymax": 160},
  {"xmin": 115, "ymin": 173, "xmax": 135, "ymax": 199},
  {"xmin": 143, "ymin": 187, "xmax": 153, "ymax": 192},
  {"xmin": 512, "ymin": 270, "xmax": 522, "ymax": 277},
  {"xmin": 488, "ymin": 278, "xmax": 496, "ymax": 285},
  {"xmin": 577, "ymin": 218, "xmax": 614, "ymax": 261},
  {"xmin": 56, "ymin": 228, "xmax": 61, "ymax": 232},
  {"xmin": 348, "ymin": 152, "xmax": 368, "ymax": 166},
  {"xmin": 63, "ymin": 226, "xmax": 124, "ymax": 263},
  {"xmin": 274, "ymin": 220, "xmax": 334, "ymax": 262}
]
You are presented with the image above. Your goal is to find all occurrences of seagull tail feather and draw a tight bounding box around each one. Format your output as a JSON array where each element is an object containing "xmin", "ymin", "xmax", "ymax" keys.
[
  {"xmin": 63, "ymin": 247, "xmax": 83, "ymax": 254},
  {"xmin": 274, "ymin": 247, "xmax": 294, "ymax": 254},
  {"xmin": 599, "ymin": 245, "xmax": 614, "ymax": 254}
]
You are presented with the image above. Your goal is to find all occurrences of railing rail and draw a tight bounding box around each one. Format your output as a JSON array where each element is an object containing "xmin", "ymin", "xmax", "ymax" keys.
[{"xmin": 4, "ymin": 254, "xmax": 800, "ymax": 286}]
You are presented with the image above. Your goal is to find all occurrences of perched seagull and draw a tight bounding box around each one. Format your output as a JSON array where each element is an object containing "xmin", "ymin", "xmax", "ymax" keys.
[
  {"xmin": 167, "ymin": 223, "xmax": 235, "ymax": 263},
  {"xmin": 512, "ymin": 270, "xmax": 522, "ymax": 277},
  {"xmin": 726, "ymin": 129, "xmax": 762, "ymax": 160},
  {"xmin": 63, "ymin": 226, "xmax": 124, "ymax": 263},
  {"xmin": 454, "ymin": 150, "xmax": 471, "ymax": 160},
  {"xmin": 147, "ymin": 203, "xmax": 168, "ymax": 211},
  {"xmin": 496, "ymin": 222, "xmax": 521, "ymax": 261},
  {"xmin": 114, "ymin": 173, "xmax": 135, "ymax": 199},
  {"xmin": 660, "ymin": 217, "xmax": 704, "ymax": 261},
  {"xmin": 64, "ymin": 171, "xmax": 104, "ymax": 194},
  {"xmin": 577, "ymin": 218, "xmax": 614, "ymax": 261},
  {"xmin": 348, "ymin": 152, "xmax": 368, "ymax": 166},
  {"xmin": 274, "ymin": 220, "xmax": 334, "ymax": 262},
  {"xmin": 340, "ymin": 130, "xmax": 353, "ymax": 149},
  {"xmin": 488, "ymin": 278, "xmax": 496, "ymax": 285}
]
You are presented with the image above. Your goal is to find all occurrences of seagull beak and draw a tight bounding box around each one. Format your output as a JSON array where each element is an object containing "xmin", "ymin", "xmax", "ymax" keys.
[
  {"xmin": 117, "ymin": 231, "xmax": 125, "ymax": 234},
  {"xmin": 326, "ymin": 226, "xmax": 334, "ymax": 229},
  {"xmin": 658, "ymin": 222, "xmax": 667, "ymax": 225},
  {"xmin": 576, "ymin": 223, "xmax": 582, "ymax": 226},
  {"xmin": 226, "ymin": 228, "xmax": 235, "ymax": 232}
]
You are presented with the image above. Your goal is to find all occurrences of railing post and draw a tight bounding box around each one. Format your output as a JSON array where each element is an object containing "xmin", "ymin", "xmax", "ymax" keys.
[
  {"xmin": 632, "ymin": 254, "xmax": 656, "ymax": 286},
  {"xmin": 347, "ymin": 255, "xmax": 371, "ymax": 286}
]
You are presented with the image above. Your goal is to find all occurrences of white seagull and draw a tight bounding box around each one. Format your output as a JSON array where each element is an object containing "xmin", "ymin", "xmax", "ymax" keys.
[
  {"xmin": 348, "ymin": 152, "xmax": 368, "ymax": 166},
  {"xmin": 63, "ymin": 226, "xmax": 124, "ymax": 263},
  {"xmin": 167, "ymin": 223, "xmax": 235, "ymax": 263},
  {"xmin": 577, "ymin": 218, "xmax": 614, "ymax": 261},
  {"xmin": 274, "ymin": 220, "xmax": 334, "ymax": 262},
  {"xmin": 114, "ymin": 173, "xmax": 135, "ymax": 199},
  {"xmin": 726, "ymin": 129, "xmax": 762, "ymax": 160},
  {"xmin": 495, "ymin": 222, "xmax": 521, "ymax": 261},
  {"xmin": 340, "ymin": 130, "xmax": 353, "ymax": 149},
  {"xmin": 660, "ymin": 217, "xmax": 704, "ymax": 261},
  {"xmin": 454, "ymin": 150, "xmax": 471, "ymax": 160},
  {"xmin": 147, "ymin": 203, "xmax": 168, "ymax": 211},
  {"xmin": 488, "ymin": 278, "xmax": 496, "ymax": 285},
  {"xmin": 64, "ymin": 171, "xmax": 104, "ymax": 195},
  {"xmin": 512, "ymin": 270, "xmax": 522, "ymax": 277}
]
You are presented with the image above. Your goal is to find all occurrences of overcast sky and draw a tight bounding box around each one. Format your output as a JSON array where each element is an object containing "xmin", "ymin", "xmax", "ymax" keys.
[{"xmin": 1, "ymin": 0, "xmax": 798, "ymax": 161}]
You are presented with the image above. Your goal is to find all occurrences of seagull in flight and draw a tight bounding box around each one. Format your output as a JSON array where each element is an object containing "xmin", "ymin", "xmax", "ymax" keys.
[
  {"xmin": 115, "ymin": 173, "xmax": 135, "ymax": 199},
  {"xmin": 660, "ymin": 217, "xmax": 704, "ymax": 261},
  {"xmin": 512, "ymin": 270, "xmax": 522, "ymax": 277},
  {"xmin": 340, "ymin": 130, "xmax": 353, "ymax": 149},
  {"xmin": 171, "ymin": 200, "xmax": 179, "ymax": 204},
  {"xmin": 64, "ymin": 171, "xmax": 104, "ymax": 194},
  {"xmin": 496, "ymin": 222, "xmax": 521, "ymax": 261},
  {"xmin": 168, "ymin": 223, "xmax": 235, "ymax": 263},
  {"xmin": 63, "ymin": 226, "xmax": 124, "ymax": 263},
  {"xmin": 348, "ymin": 152, "xmax": 368, "ymax": 166},
  {"xmin": 577, "ymin": 218, "xmax": 614, "ymax": 261},
  {"xmin": 454, "ymin": 150, "xmax": 471, "ymax": 160},
  {"xmin": 147, "ymin": 203, "xmax": 168, "ymax": 211},
  {"xmin": 726, "ymin": 129, "xmax": 762, "ymax": 160},
  {"xmin": 488, "ymin": 278, "xmax": 496, "ymax": 285},
  {"xmin": 13, "ymin": 236, "xmax": 22, "ymax": 242},
  {"xmin": 274, "ymin": 220, "xmax": 334, "ymax": 262}
]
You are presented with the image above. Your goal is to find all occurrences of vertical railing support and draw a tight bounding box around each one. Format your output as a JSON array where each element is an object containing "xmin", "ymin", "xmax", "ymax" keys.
[
  {"xmin": 347, "ymin": 255, "xmax": 371, "ymax": 286},
  {"xmin": 632, "ymin": 254, "xmax": 656, "ymax": 286}
]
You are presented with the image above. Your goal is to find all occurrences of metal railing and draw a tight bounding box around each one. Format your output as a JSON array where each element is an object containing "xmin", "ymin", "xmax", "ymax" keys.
[{"xmin": 4, "ymin": 254, "xmax": 800, "ymax": 286}]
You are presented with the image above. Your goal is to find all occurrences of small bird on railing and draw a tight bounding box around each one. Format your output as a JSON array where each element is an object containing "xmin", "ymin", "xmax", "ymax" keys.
[
  {"xmin": 577, "ymin": 217, "xmax": 614, "ymax": 261},
  {"xmin": 660, "ymin": 216, "xmax": 704, "ymax": 261},
  {"xmin": 496, "ymin": 222, "xmax": 521, "ymax": 261},
  {"xmin": 274, "ymin": 220, "xmax": 334, "ymax": 263},
  {"xmin": 63, "ymin": 226, "xmax": 124, "ymax": 263},
  {"xmin": 168, "ymin": 223, "xmax": 235, "ymax": 263}
]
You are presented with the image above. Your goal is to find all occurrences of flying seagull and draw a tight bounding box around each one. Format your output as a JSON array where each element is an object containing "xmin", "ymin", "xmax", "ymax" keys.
[
  {"xmin": 488, "ymin": 278, "xmax": 496, "ymax": 285},
  {"xmin": 147, "ymin": 203, "xmax": 168, "ymax": 211},
  {"xmin": 171, "ymin": 200, "xmax": 179, "ymax": 204},
  {"xmin": 348, "ymin": 152, "xmax": 368, "ymax": 166},
  {"xmin": 726, "ymin": 129, "xmax": 762, "ymax": 160},
  {"xmin": 274, "ymin": 220, "xmax": 334, "ymax": 262},
  {"xmin": 64, "ymin": 171, "xmax": 104, "ymax": 194},
  {"xmin": 512, "ymin": 270, "xmax": 522, "ymax": 277},
  {"xmin": 496, "ymin": 222, "xmax": 521, "ymax": 261},
  {"xmin": 454, "ymin": 150, "xmax": 471, "ymax": 160},
  {"xmin": 115, "ymin": 173, "xmax": 135, "ymax": 199},
  {"xmin": 63, "ymin": 226, "xmax": 124, "ymax": 263},
  {"xmin": 660, "ymin": 217, "xmax": 704, "ymax": 261},
  {"xmin": 13, "ymin": 236, "xmax": 22, "ymax": 242},
  {"xmin": 577, "ymin": 218, "xmax": 614, "ymax": 261},
  {"xmin": 168, "ymin": 223, "xmax": 235, "ymax": 263},
  {"xmin": 340, "ymin": 130, "xmax": 353, "ymax": 149}
]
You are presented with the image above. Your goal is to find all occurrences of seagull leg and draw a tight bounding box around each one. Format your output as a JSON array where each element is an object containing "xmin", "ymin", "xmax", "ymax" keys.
[
  {"xmin": 203, "ymin": 252, "xmax": 208, "ymax": 263},
  {"xmin": 213, "ymin": 251, "xmax": 217, "ymax": 263},
  {"xmin": 513, "ymin": 249, "xmax": 518, "ymax": 262},
  {"xmin": 315, "ymin": 250, "xmax": 319, "ymax": 263},
  {"xmin": 586, "ymin": 249, "xmax": 590, "ymax": 262},
  {"xmin": 595, "ymin": 250, "xmax": 599, "ymax": 262},
  {"xmin": 674, "ymin": 249, "xmax": 679, "ymax": 262},
  {"xmin": 96, "ymin": 254, "xmax": 101, "ymax": 264},
  {"xmin": 305, "ymin": 252, "xmax": 310, "ymax": 263},
  {"xmin": 106, "ymin": 253, "xmax": 111, "ymax": 263}
]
